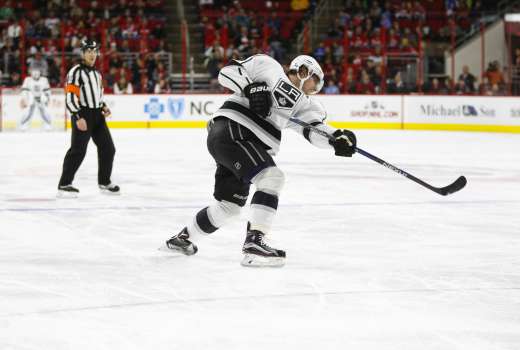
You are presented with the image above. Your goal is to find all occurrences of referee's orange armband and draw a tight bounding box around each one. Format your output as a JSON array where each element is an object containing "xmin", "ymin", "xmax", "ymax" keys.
[{"xmin": 65, "ymin": 84, "xmax": 80, "ymax": 97}]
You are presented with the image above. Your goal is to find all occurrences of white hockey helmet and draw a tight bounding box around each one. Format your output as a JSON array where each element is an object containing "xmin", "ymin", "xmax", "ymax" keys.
[
  {"xmin": 30, "ymin": 68, "xmax": 41, "ymax": 80},
  {"xmin": 289, "ymin": 55, "xmax": 324, "ymax": 94}
]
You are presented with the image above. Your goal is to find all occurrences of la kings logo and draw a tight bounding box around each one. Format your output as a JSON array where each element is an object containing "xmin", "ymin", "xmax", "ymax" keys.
[{"xmin": 273, "ymin": 79, "xmax": 302, "ymax": 110}]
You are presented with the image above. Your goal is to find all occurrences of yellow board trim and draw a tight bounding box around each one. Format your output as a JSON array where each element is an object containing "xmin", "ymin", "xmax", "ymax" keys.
[
  {"xmin": 65, "ymin": 121, "xmax": 209, "ymax": 129},
  {"xmin": 3, "ymin": 120, "xmax": 513, "ymax": 134}
]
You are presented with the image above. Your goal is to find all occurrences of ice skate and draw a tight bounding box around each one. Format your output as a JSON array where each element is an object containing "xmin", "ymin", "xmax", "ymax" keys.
[
  {"xmin": 57, "ymin": 184, "xmax": 79, "ymax": 198},
  {"xmin": 163, "ymin": 227, "xmax": 198, "ymax": 255},
  {"xmin": 241, "ymin": 227, "xmax": 286, "ymax": 267},
  {"xmin": 99, "ymin": 183, "xmax": 120, "ymax": 195}
]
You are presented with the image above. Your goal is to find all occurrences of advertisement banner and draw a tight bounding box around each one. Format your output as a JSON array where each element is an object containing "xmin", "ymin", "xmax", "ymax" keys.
[
  {"xmin": 316, "ymin": 95, "xmax": 402, "ymax": 129},
  {"xmin": 3, "ymin": 91, "xmax": 520, "ymax": 133},
  {"xmin": 403, "ymin": 95, "xmax": 520, "ymax": 131},
  {"xmin": 102, "ymin": 94, "xmax": 229, "ymax": 123}
]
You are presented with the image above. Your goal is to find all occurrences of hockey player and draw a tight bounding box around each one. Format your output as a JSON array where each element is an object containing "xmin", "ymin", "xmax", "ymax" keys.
[
  {"xmin": 164, "ymin": 54, "xmax": 356, "ymax": 267},
  {"xmin": 19, "ymin": 69, "xmax": 52, "ymax": 131}
]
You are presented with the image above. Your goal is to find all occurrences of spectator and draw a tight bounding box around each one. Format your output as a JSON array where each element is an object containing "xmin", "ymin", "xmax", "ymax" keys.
[
  {"xmin": 490, "ymin": 83, "xmax": 504, "ymax": 96},
  {"xmin": 7, "ymin": 18, "xmax": 21, "ymax": 48},
  {"xmin": 27, "ymin": 51, "xmax": 49, "ymax": 77},
  {"xmin": 372, "ymin": 65, "xmax": 384, "ymax": 92},
  {"xmin": 204, "ymin": 41, "xmax": 224, "ymax": 62},
  {"xmin": 6, "ymin": 71, "xmax": 21, "ymax": 87},
  {"xmin": 154, "ymin": 77, "xmax": 171, "ymax": 94},
  {"xmin": 114, "ymin": 75, "xmax": 133, "ymax": 94},
  {"xmin": 485, "ymin": 61, "xmax": 504, "ymax": 86},
  {"xmin": 453, "ymin": 79, "xmax": 469, "ymax": 95},
  {"xmin": 324, "ymin": 80, "xmax": 340, "ymax": 94},
  {"xmin": 105, "ymin": 67, "xmax": 118, "ymax": 91},
  {"xmin": 140, "ymin": 75, "xmax": 154, "ymax": 93},
  {"xmin": 268, "ymin": 29, "xmax": 285, "ymax": 62},
  {"xmin": 205, "ymin": 42, "xmax": 224, "ymax": 90},
  {"xmin": 47, "ymin": 57, "xmax": 61, "ymax": 86},
  {"xmin": 424, "ymin": 78, "xmax": 449, "ymax": 95},
  {"xmin": 369, "ymin": 46, "xmax": 384, "ymax": 66},
  {"xmin": 387, "ymin": 72, "xmax": 409, "ymax": 94},
  {"xmin": 458, "ymin": 65, "xmax": 476, "ymax": 92},
  {"xmin": 266, "ymin": 12, "xmax": 281, "ymax": 32},
  {"xmin": 0, "ymin": 0, "xmax": 14, "ymax": 20},
  {"xmin": 291, "ymin": 0, "xmax": 310, "ymax": 11},
  {"xmin": 343, "ymin": 73, "xmax": 357, "ymax": 94},
  {"xmin": 515, "ymin": 48, "xmax": 520, "ymax": 66},
  {"xmin": 356, "ymin": 70, "xmax": 375, "ymax": 94},
  {"xmin": 479, "ymin": 76, "xmax": 492, "ymax": 95},
  {"xmin": 313, "ymin": 42, "xmax": 326, "ymax": 63}
]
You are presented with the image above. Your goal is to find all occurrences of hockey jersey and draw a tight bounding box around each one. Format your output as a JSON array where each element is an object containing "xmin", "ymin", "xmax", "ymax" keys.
[
  {"xmin": 21, "ymin": 76, "xmax": 51, "ymax": 104},
  {"xmin": 215, "ymin": 54, "xmax": 336, "ymax": 155}
]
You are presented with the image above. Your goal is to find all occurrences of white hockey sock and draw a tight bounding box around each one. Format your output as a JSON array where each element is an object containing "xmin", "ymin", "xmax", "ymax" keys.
[
  {"xmin": 249, "ymin": 191, "xmax": 278, "ymax": 233},
  {"xmin": 249, "ymin": 166, "xmax": 285, "ymax": 233},
  {"xmin": 187, "ymin": 200, "xmax": 241, "ymax": 240}
]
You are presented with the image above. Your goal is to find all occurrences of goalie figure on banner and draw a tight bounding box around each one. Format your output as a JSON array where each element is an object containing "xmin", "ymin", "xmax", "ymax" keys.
[{"xmin": 19, "ymin": 68, "xmax": 52, "ymax": 131}]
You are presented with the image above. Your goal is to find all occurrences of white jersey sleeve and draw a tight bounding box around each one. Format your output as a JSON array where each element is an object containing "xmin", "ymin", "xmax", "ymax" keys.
[
  {"xmin": 288, "ymin": 97, "xmax": 336, "ymax": 149},
  {"xmin": 21, "ymin": 77, "xmax": 31, "ymax": 101},
  {"xmin": 42, "ymin": 77, "xmax": 51, "ymax": 102},
  {"xmin": 218, "ymin": 54, "xmax": 285, "ymax": 95},
  {"xmin": 218, "ymin": 61, "xmax": 252, "ymax": 94}
]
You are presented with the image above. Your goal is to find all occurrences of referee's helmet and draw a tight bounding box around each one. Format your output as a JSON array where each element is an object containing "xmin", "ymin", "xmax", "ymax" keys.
[{"xmin": 80, "ymin": 38, "xmax": 99, "ymax": 52}]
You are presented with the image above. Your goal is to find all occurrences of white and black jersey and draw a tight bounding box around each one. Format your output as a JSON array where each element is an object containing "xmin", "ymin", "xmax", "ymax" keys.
[
  {"xmin": 21, "ymin": 76, "xmax": 51, "ymax": 104},
  {"xmin": 65, "ymin": 63, "xmax": 105, "ymax": 115},
  {"xmin": 216, "ymin": 54, "xmax": 336, "ymax": 155}
]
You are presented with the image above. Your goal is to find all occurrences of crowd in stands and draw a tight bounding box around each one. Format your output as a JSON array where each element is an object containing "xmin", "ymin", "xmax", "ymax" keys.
[
  {"xmin": 199, "ymin": 0, "xmax": 315, "ymax": 88},
  {"xmin": 313, "ymin": 0, "xmax": 509, "ymax": 95},
  {"xmin": 0, "ymin": 0, "xmax": 516, "ymax": 96},
  {"xmin": 199, "ymin": 0, "xmax": 510, "ymax": 95},
  {"xmin": 0, "ymin": 0, "xmax": 170, "ymax": 93}
]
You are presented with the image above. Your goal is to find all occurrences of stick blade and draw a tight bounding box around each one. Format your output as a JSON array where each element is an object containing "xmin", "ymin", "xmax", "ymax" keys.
[{"xmin": 438, "ymin": 176, "xmax": 467, "ymax": 196}]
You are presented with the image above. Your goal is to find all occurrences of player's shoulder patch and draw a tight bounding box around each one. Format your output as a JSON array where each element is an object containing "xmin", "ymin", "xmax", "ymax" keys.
[{"xmin": 272, "ymin": 78, "xmax": 303, "ymax": 110}]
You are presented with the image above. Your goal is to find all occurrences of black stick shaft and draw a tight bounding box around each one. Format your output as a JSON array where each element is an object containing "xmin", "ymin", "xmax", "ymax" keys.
[{"xmin": 287, "ymin": 116, "xmax": 465, "ymax": 196}]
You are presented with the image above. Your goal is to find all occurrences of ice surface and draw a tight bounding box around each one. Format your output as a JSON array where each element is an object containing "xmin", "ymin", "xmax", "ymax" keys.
[{"xmin": 1, "ymin": 129, "xmax": 519, "ymax": 350}]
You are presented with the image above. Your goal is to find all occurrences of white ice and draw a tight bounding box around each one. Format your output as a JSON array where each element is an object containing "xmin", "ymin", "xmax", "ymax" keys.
[{"xmin": 1, "ymin": 128, "xmax": 519, "ymax": 350}]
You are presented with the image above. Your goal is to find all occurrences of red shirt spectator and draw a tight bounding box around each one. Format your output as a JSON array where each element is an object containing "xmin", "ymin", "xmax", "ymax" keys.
[{"xmin": 355, "ymin": 71, "xmax": 375, "ymax": 94}]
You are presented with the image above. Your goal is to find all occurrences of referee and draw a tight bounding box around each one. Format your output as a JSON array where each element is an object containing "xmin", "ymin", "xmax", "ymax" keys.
[{"xmin": 57, "ymin": 38, "xmax": 120, "ymax": 197}]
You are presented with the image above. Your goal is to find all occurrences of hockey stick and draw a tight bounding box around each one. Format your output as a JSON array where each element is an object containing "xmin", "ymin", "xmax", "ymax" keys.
[{"xmin": 286, "ymin": 116, "xmax": 467, "ymax": 196}]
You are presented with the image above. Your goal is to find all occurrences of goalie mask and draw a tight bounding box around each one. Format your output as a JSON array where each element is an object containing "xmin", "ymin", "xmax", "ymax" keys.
[
  {"xmin": 30, "ymin": 69, "xmax": 41, "ymax": 80},
  {"xmin": 289, "ymin": 55, "xmax": 324, "ymax": 94}
]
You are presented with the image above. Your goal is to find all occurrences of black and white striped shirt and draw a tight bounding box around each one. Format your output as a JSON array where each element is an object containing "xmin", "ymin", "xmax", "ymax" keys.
[{"xmin": 65, "ymin": 63, "xmax": 105, "ymax": 115}]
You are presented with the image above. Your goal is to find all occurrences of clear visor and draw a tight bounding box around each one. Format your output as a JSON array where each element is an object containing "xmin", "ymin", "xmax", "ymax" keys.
[
  {"xmin": 309, "ymin": 73, "xmax": 324, "ymax": 94},
  {"xmin": 296, "ymin": 64, "xmax": 324, "ymax": 94}
]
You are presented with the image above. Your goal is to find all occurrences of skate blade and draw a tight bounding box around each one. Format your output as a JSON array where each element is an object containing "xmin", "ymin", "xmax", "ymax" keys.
[
  {"xmin": 241, "ymin": 254, "xmax": 285, "ymax": 267},
  {"xmin": 100, "ymin": 189, "xmax": 121, "ymax": 196},
  {"xmin": 56, "ymin": 190, "xmax": 78, "ymax": 199},
  {"xmin": 158, "ymin": 244, "xmax": 197, "ymax": 256}
]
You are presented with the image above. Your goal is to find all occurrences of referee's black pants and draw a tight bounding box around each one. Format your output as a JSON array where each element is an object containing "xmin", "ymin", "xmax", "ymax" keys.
[{"xmin": 59, "ymin": 108, "xmax": 115, "ymax": 187}]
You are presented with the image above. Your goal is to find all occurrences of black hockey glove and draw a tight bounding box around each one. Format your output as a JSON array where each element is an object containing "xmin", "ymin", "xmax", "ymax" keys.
[
  {"xmin": 329, "ymin": 129, "xmax": 357, "ymax": 157},
  {"xmin": 244, "ymin": 82, "xmax": 272, "ymax": 118}
]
